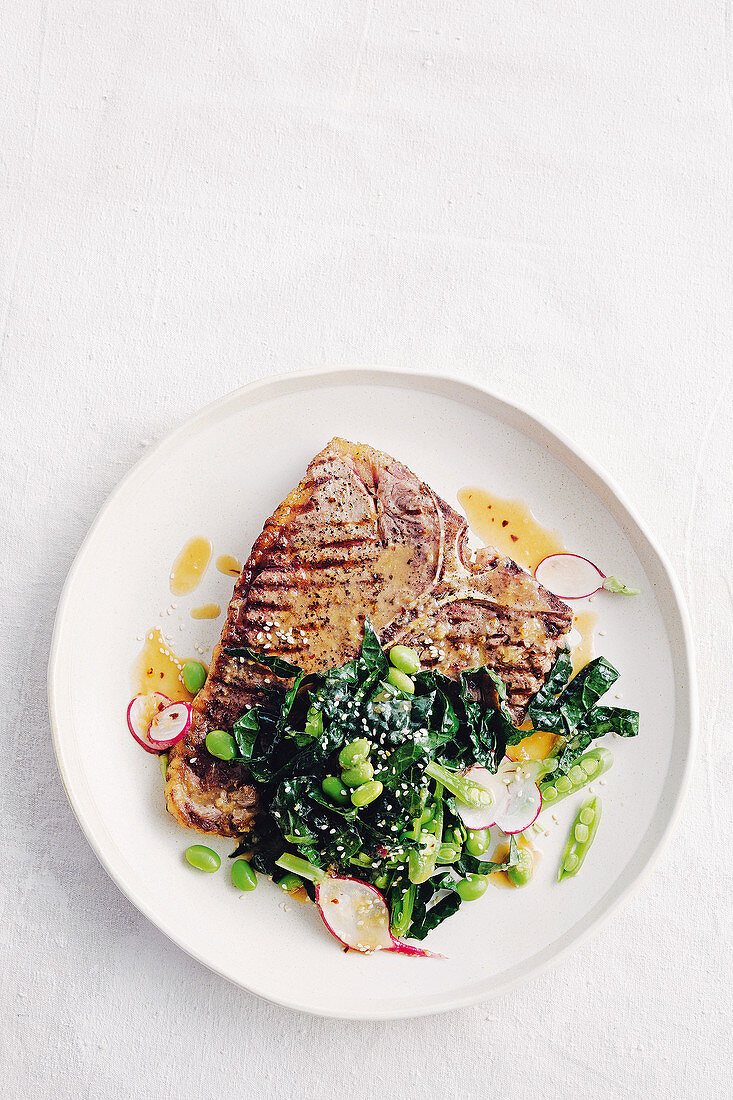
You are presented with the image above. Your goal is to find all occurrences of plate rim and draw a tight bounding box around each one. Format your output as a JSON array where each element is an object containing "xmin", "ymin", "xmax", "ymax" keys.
[{"xmin": 47, "ymin": 365, "xmax": 698, "ymax": 1018}]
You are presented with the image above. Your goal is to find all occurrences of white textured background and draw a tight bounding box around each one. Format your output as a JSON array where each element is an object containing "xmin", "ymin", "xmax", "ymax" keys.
[{"xmin": 2, "ymin": 2, "xmax": 731, "ymax": 1097}]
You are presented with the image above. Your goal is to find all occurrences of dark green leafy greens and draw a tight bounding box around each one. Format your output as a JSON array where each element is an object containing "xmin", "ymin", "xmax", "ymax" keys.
[
  {"xmin": 222, "ymin": 626, "xmax": 638, "ymax": 941},
  {"xmin": 528, "ymin": 652, "xmax": 639, "ymax": 774}
]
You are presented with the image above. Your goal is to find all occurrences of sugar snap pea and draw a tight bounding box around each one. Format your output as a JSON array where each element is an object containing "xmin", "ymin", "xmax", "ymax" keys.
[
  {"xmin": 558, "ymin": 796, "xmax": 602, "ymax": 881},
  {"xmin": 539, "ymin": 747, "xmax": 613, "ymax": 811}
]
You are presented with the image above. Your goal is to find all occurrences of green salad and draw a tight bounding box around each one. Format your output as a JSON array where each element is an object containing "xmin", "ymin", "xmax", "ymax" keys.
[{"xmin": 217, "ymin": 622, "xmax": 638, "ymax": 947}]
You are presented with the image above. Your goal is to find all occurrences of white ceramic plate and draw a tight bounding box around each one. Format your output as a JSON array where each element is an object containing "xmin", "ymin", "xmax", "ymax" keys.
[{"xmin": 48, "ymin": 368, "xmax": 696, "ymax": 1018}]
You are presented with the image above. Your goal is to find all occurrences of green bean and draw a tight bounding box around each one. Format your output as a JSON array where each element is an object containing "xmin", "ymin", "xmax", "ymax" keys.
[
  {"xmin": 231, "ymin": 858, "xmax": 257, "ymax": 891},
  {"xmin": 341, "ymin": 760, "xmax": 375, "ymax": 787},
  {"xmin": 277, "ymin": 872, "xmax": 303, "ymax": 892},
  {"xmin": 338, "ymin": 738, "xmax": 371, "ymax": 769},
  {"xmin": 408, "ymin": 783, "xmax": 444, "ymax": 884},
  {"xmin": 349, "ymin": 852, "xmax": 373, "ymax": 867},
  {"xmin": 185, "ymin": 845, "xmax": 221, "ymax": 873},
  {"xmin": 374, "ymin": 874, "xmax": 389, "ymax": 889},
  {"xmin": 425, "ymin": 760, "xmax": 493, "ymax": 808},
  {"xmin": 388, "ymin": 645, "xmax": 421, "ymax": 675},
  {"xmin": 275, "ymin": 853, "xmax": 326, "ymax": 884},
  {"xmin": 182, "ymin": 660, "xmax": 207, "ymax": 694},
  {"xmin": 437, "ymin": 844, "xmax": 461, "ymax": 864},
  {"xmin": 507, "ymin": 847, "xmax": 534, "ymax": 887},
  {"xmin": 351, "ymin": 780, "xmax": 383, "ymax": 807},
  {"xmin": 419, "ymin": 802, "xmax": 436, "ymax": 826},
  {"xmin": 386, "ymin": 668, "xmax": 415, "ymax": 695},
  {"xmin": 390, "ymin": 883, "xmax": 415, "ymax": 936},
  {"xmin": 159, "ymin": 753, "xmax": 168, "ymax": 781},
  {"xmin": 558, "ymin": 796, "xmax": 602, "ymax": 881},
  {"xmin": 539, "ymin": 747, "xmax": 613, "ymax": 812},
  {"xmin": 321, "ymin": 775, "xmax": 350, "ymax": 804},
  {"xmin": 456, "ymin": 874, "xmax": 488, "ymax": 901},
  {"xmin": 205, "ymin": 729, "xmax": 237, "ymax": 761}
]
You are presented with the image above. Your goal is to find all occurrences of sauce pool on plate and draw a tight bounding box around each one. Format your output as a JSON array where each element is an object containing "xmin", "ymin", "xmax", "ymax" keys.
[
  {"xmin": 169, "ymin": 536, "xmax": 212, "ymax": 596},
  {"xmin": 191, "ymin": 603, "xmax": 221, "ymax": 620},
  {"xmin": 458, "ymin": 487, "xmax": 565, "ymax": 572},
  {"xmin": 132, "ymin": 628, "xmax": 193, "ymax": 702},
  {"xmin": 216, "ymin": 554, "xmax": 242, "ymax": 577}
]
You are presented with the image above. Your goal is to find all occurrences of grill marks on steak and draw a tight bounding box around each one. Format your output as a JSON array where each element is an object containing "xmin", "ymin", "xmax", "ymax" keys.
[{"xmin": 165, "ymin": 438, "xmax": 572, "ymax": 837}]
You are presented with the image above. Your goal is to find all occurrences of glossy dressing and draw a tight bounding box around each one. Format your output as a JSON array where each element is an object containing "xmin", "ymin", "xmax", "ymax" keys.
[
  {"xmin": 191, "ymin": 603, "xmax": 221, "ymax": 620},
  {"xmin": 169, "ymin": 537, "xmax": 212, "ymax": 596},
  {"xmin": 458, "ymin": 487, "xmax": 565, "ymax": 571},
  {"xmin": 458, "ymin": 485, "xmax": 595, "ymax": 674},
  {"xmin": 216, "ymin": 554, "xmax": 242, "ymax": 578},
  {"xmin": 570, "ymin": 610, "xmax": 598, "ymax": 675},
  {"xmin": 132, "ymin": 628, "xmax": 193, "ymax": 702},
  {"xmin": 489, "ymin": 837, "xmax": 540, "ymax": 889}
]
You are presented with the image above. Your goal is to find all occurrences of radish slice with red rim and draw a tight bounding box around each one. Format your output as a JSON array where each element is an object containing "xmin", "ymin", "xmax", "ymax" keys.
[
  {"xmin": 535, "ymin": 553, "xmax": 606, "ymax": 600},
  {"xmin": 452, "ymin": 766, "xmax": 503, "ymax": 830},
  {"xmin": 453, "ymin": 763, "xmax": 541, "ymax": 834},
  {"xmin": 127, "ymin": 693, "xmax": 172, "ymax": 754},
  {"xmin": 535, "ymin": 554, "xmax": 640, "ymax": 600},
  {"xmin": 315, "ymin": 876, "xmax": 439, "ymax": 956},
  {"xmin": 491, "ymin": 763, "xmax": 543, "ymax": 834},
  {"xmin": 148, "ymin": 701, "xmax": 192, "ymax": 748}
]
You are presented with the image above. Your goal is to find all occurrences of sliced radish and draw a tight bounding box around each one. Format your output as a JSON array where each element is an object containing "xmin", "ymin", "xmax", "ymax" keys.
[
  {"xmin": 492, "ymin": 762, "xmax": 543, "ymax": 833},
  {"xmin": 148, "ymin": 701, "xmax": 192, "ymax": 749},
  {"xmin": 454, "ymin": 763, "xmax": 542, "ymax": 834},
  {"xmin": 535, "ymin": 554, "xmax": 640, "ymax": 600},
  {"xmin": 127, "ymin": 693, "xmax": 172, "ymax": 754},
  {"xmin": 535, "ymin": 553, "xmax": 606, "ymax": 599},
  {"xmin": 316, "ymin": 876, "xmax": 439, "ymax": 957},
  {"xmin": 452, "ymin": 766, "xmax": 502, "ymax": 830}
]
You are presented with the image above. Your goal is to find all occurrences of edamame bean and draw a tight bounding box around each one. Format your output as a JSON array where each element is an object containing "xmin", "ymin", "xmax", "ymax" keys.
[
  {"xmin": 231, "ymin": 858, "xmax": 257, "ymax": 891},
  {"xmin": 351, "ymin": 780, "xmax": 384, "ymax": 808},
  {"xmin": 579, "ymin": 806, "xmax": 595, "ymax": 826},
  {"xmin": 341, "ymin": 760, "xmax": 374, "ymax": 787},
  {"xmin": 542, "ymin": 785, "xmax": 558, "ymax": 802},
  {"xmin": 556, "ymin": 775, "xmax": 573, "ymax": 793},
  {"xmin": 507, "ymin": 848, "xmax": 534, "ymax": 887},
  {"xmin": 182, "ymin": 660, "xmax": 207, "ymax": 695},
  {"xmin": 338, "ymin": 738, "xmax": 371, "ymax": 769},
  {"xmin": 278, "ymin": 873, "xmax": 303, "ymax": 892},
  {"xmin": 456, "ymin": 874, "xmax": 488, "ymax": 901},
  {"xmin": 465, "ymin": 829, "xmax": 491, "ymax": 857},
  {"xmin": 563, "ymin": 852, "xmax": 579, "ymax": 874},
  {"xmin": 322, "ymin": 775, "xmax": 350, "ymax": 804},
  {"xmin": 574, "ymin": 823, "xmax": 590, "ymax": 843},
  {"xmin": 206, "ymin": 729, "xmax": 237, "ymax": 760},
  {"xmin": 386, "ymin": 668, "xmax": 415, "ymax": 695},
  {"xmin": 581, "ymin": 756, "xmax": 599, "ymax": 777},
  {"xmin": 185, "ymin": 845, "xmax": 221, "ymax": 873},
  {"xmin": 388, "ymin": 645, "xmax": 421, "ymax": 675}
]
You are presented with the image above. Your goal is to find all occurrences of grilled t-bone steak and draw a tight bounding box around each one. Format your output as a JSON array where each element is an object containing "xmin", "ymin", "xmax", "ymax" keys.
[{"xmin": 165, "ymin": 438, "xmax": 572, "ymax": 837}]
